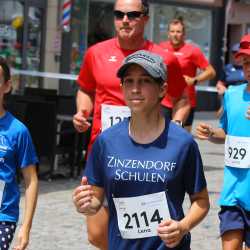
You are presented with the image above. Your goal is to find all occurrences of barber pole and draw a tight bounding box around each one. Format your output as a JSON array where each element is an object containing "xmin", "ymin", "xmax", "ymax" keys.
[{"xmin": 62, "ymin": 0, "xmax": 71, "ymax": 32}]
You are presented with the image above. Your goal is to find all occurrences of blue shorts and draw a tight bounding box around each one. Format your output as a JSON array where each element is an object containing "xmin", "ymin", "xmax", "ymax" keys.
[
  {"xmin": 0, "ymin": 221, "xmax": 16, "ymax": 249},
  {"xmin": 219, "ymin": 206, "xmax": 250, "ymax": 247}
]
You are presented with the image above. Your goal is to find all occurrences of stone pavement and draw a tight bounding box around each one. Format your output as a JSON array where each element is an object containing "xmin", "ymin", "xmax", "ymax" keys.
[{"xmin": 12, "ymin": 112, "xmax": 224, "ymax": 250}]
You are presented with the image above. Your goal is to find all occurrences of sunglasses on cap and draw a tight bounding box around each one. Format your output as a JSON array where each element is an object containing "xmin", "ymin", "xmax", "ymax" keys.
[
  {"xmin": 240, "ymin": 41, "xmax": 250, "ymax": 49},
  {"xmin": 113, "ymin": 10, "xmax": 144, "ymax": 20}
]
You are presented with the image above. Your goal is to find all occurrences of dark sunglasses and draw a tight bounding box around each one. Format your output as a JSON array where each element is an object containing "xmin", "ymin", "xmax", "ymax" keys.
[
  {"xmin": 240, "ymin": 41, "xmax": 250, "ymax": 49},
  {"xmin": 113, "ymin": 10, "xmax": 144, "ymax": 20}
]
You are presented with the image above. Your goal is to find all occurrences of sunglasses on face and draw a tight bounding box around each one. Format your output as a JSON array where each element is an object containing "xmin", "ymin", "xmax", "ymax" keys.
[{"xmin": 113, "ymin": 10, "xmax": 144, "ymax": 20}]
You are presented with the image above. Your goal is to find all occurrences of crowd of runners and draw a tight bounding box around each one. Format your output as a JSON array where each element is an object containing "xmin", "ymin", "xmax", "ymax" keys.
[{"xmin": 0, "ymin": 0, "xmax": 250, "ymax": 249}]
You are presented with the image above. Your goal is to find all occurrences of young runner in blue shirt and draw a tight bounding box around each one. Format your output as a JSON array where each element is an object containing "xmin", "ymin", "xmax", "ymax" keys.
[
  {"xmin": 216, "ymin": 43, "xmax": 246, "ymax": 117},
  {"xmin": 196, "ymin": 34, "xmax": 250, "ymax": 250},
  {"xmin": 0, "ymin": 58, "xmax": 38, "ymax": 250},
  {"xmin": 73, "ymin": 50, "xmax": 209, "ymax": 250}
]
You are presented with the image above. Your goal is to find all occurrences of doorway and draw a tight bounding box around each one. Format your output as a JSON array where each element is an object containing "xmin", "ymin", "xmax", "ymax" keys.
[{"xmin": 88, "ymin": 1, "xmax": 114, "ymax": 47}]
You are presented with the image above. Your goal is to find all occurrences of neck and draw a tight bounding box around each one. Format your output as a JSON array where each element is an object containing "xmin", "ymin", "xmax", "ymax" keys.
[
  {"xmin": 247, "ymin": 82, "xmax": 250, "ymax": 92},
  {"xmin": 118, "ymin": 36, "xmax": 146, "ymax": 50},
  {"xmin": 129, "ymin": 110, "xmax": 165, "ymax": 144},
  {"xmin": 171, "ymin": 41, "xmax": 184, "ymax": 49}
]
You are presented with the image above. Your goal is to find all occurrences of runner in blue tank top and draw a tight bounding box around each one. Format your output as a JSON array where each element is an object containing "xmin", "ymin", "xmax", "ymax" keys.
[
  {"xmin": 73, "ymin": 50, "xmax": 209, "ymax": 250},
  {"xmin": 196, "ymin": 34, "xmax": 250, "ymax": 250}
]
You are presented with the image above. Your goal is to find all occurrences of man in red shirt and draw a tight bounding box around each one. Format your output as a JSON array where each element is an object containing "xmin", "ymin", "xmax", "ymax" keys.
[
  {"xmin": 159, "ymin": 18, "xmax": 216, "ymax": 132},
  {"xmin": 73, "ymin": 2, "xmax": 188, "ymax": 249}
]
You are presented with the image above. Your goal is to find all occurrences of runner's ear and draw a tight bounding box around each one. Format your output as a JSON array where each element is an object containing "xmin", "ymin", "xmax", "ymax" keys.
[{"xmin": 159, "ymin": 82, "xmax": 167, "ymax": 99}]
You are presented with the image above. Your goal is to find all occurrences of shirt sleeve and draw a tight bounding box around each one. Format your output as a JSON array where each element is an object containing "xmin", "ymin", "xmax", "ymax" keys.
[
  {"xmin": 184, "ymin": 139, "xmax": 207, "ymax": 195},
  {"xmin": 83, "ymin": 136, "xmax": 104, "ymax": 187},
  {"xmin": 77, "ymin": 46, "xmax": 97, "ymax": 93},
  {"xmin": 224, "ymin": 65, "xmax": 245, "ymax": 86},
  {"xmin": 192, "ymin": 47, "xmax": 209, "ymax": 70},
  {"xmin": 219, "ymin": 67, "xmax": 226, "ymax": 82},
  {"xmin": 219, "ymin": 91, "xmax": 228, "ymax": 133},
  {"xmin": 17, "ymin": 127, "xmax": 38, "ymax": 168},
  {"xmin": 165, "ymin": 53, "xmax": 186, "ymax": 98}
]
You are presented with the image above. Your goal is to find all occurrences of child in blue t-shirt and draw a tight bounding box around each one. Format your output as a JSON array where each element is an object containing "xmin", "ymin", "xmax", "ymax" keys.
[
  {"xmin": 0, "ymin": 58, "xmax": 38, "ymax": 250},
  {"xmin": 73, "ymin": 50, "xmax": 209, "ymax": 250},
  {"xmin": 196, "ymin": 34, "xmax": 250, "ymax": 250}
]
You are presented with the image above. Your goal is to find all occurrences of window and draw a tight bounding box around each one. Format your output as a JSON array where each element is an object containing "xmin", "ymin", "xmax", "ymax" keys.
[
  {"xmin": 0, "ymin": 1, "xmax": 23, "ymax": 69},
  {"xmin": 149, "ymin": 4, "xmax": 212, "ymax": 59}
]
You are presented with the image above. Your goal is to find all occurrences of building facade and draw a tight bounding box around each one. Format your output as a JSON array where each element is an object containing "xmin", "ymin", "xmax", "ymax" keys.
[
  {"xmin": 0, "ymin": 0, "xmax": 47, "ymax": 89},
  {"xmin": 2, "ymin": 0, "xmax": 249, "ymax": 98}
]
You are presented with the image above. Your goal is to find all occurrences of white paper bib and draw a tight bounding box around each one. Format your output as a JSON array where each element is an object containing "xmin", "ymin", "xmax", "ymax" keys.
[
  {"xmin": 225, "ymin": 135, "xmax": 250, "ymax": 168},
  {"xmin": 101, "ymin": 104, "xmax": 131, "ymax": 131},
  {"xmin": 113, "ymin": 192, "xmax": 170, "ymax": 239}
]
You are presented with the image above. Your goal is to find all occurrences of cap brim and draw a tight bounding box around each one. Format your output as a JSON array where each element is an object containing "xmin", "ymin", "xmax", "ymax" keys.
[
  {"xmin": 117, "ymin": 62, "xmax": 163, "ymax": 81},
  {"xmin": 235, "ymin": 49, "xmax": 250, "ymax": 58}
]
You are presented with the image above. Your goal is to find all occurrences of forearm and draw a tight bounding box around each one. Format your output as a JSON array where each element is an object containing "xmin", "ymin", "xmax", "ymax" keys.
[
  {"xmin": 195, "ymin": 65, "xmax": 216, "ymax": 83},
  {"xmin": 22, "ymin": 173, "xmax": 38, "ymax": 232},
  {"xmin": 180, "ymin": 189, "xmax": 209, "ymax": 234},
  {"xmin": 209, "ymin": 127, "xmax": 226, "ymax": 143},
  {"xmin": 171, "ymin": 93, "xmax": 191, "ymax": 123},
  {"xmin": 76, "ymin": 88, "xmax": 94, "ymax": 114}
]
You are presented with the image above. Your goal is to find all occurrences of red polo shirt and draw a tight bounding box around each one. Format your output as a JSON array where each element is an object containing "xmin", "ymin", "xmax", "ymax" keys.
[
  {"xmin": 159, "ymin": 41, "xmax": 209, "ymax": 107},
  {"xmin": 78, "ymin": 38, "xmax": 186, "ymax": 150}
]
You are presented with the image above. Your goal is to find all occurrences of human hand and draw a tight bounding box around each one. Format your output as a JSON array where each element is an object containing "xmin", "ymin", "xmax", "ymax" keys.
[
  {"xmin": 246, "ymin": 105, "xmax": 250, "ymax": 120},
  {"xmin": 73, "ymin": 110, "xmax": 91, "ymax": 133},
  {"xmin": 216, "ymin": 81, "xmax": 227, "ymax": 96},
  {"xmin": 183, "ymin": 75, "xmax": 196, "ymax": 86},
  {"xmin": 196, "ymin": 122, "xmax": 213, "ymax": 140},
  {"xmin": 72, "ymin": 176, "xmax": 95, "ymax": 214},
  {"xmin": 12, "ymin": 226, "xmax": 29, "ymax": 250},
  {"xmin": 157, "ymin": 219, "xmax": 187, "ymax": 248}
]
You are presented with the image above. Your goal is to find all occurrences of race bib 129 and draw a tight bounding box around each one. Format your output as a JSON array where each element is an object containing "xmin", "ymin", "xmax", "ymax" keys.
[{"xmin": 101, "ymin": 104, "xmax": 131, "ymax": 131}]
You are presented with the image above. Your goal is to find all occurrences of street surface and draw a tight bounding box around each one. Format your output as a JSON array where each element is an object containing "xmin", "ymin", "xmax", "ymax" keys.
[{"xmin": 13, "ymin": 112, "xmax": 224, "ymax": 250}]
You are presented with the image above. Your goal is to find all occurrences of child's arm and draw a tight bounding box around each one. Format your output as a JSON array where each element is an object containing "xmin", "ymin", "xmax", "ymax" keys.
[
  {"xmin": 196, "ymin": 122, "xmax": 226, "ymax": 143},
  {"xmin": 246, "ymin": 105, "xmax": 250, "ymax": 120},
  {"xmin": 13, "ymin": 165, "xmax": 38, "ymax": 250},
  {"xmin": 73, "ymin": 176, "xmax": 104, "ymax": 216},
  {"xmin": 158, "ymin": 188, "xmax": 209, "ymax": 248}
]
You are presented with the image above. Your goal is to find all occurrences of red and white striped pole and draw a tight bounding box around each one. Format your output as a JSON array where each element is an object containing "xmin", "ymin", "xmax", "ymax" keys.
[{"xmin": 61, "ymin": 0, "xmax": 72, "ymax": 32}]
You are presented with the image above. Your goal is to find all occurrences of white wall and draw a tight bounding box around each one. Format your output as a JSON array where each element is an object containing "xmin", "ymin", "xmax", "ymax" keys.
[{"xmin": 43, "ymin": 0, "xmax": 60, "ymax": 89}]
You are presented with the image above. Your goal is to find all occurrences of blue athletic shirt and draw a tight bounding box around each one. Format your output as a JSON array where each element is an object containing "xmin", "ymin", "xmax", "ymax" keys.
[
  {"xmin": 0, "ymin": 111, "xmax": 38, "ymax": 222},
  {"xmin": 84, "ymin": 117, "xmax": 206, "ymax": 250},
  {"xmin": 219, "ymin": 83, "xmax": 250, "ymax": 210}
]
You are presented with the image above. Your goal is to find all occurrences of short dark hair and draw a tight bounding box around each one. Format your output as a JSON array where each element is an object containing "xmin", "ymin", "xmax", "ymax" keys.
[
  {"xmin": 114, "ymin": 0, "xmax": 149, "ymax": 16},
  {"xmin": 141, "ymin": 0, "xmax": 149, "ymax": 16},
  {"xmin": 0, "ymin": 57, "xmax": 11, "ymax": 83},
  {"xmin": 168, "ymin": 17, "xmax": 185, "ymax": 33}
]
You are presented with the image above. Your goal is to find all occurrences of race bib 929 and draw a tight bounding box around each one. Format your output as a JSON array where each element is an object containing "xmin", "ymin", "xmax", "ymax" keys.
[{"xmin": 225, "ymin": 135, "xmax": 250, "ymax": 168}]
